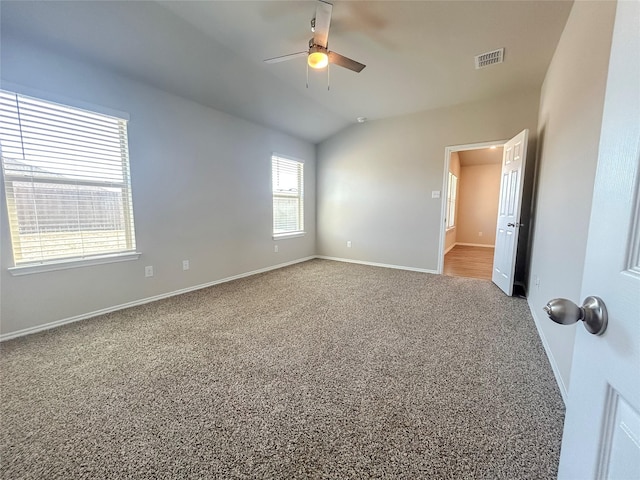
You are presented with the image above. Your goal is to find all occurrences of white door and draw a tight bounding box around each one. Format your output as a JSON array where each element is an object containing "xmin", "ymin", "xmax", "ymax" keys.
[
  {"xmin": 492, "ymin": 129, "xmax": 528, "ymax": 295},
  {"xmin": 557, "ymin": 1, "xmax": 640, "ymax": 478}
]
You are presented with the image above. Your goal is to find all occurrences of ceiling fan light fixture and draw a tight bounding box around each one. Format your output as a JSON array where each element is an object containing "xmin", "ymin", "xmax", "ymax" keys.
[
  {"xmin": 308, "ymin": 45, "xmax": 329, "ymax": 69},
  {"xmin": 264, "ymin": 2, "xmax": 365, "ymax": 76}
]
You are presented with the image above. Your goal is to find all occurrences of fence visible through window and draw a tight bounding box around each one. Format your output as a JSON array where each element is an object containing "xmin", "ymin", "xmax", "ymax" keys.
[{"xmin": 0, "ymin": 90, "xmax": 137, "ymax": 266}]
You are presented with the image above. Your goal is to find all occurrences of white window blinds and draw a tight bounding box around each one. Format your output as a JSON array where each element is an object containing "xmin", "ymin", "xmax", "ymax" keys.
[
  {"xmin": 272, "ymin": 155, "xmax": 303, "ymax": 235},
  {"xmin": 0, "ymin": 90, "xmax": 137, "ymax": 266}
]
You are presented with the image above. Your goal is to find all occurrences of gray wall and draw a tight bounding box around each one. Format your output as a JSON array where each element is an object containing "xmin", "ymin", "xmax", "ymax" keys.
[
  {"xmin": 0, "ymin": 37, "xmax": 316, "ymax": 336},
  {"xmin": 316, "ymin": 90, "xmax": 540, "ymax": 271},
  {"xmin": 0, "ymin": 2, "xmax": 619, "ymax": 408},
  {"xmin": 527, "ymin": 0, "xmax": 616, "ymax": 398}
]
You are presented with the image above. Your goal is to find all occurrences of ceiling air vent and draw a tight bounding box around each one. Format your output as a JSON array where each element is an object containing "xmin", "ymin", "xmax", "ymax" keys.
[{"xmin": 475, "ymin": 48, "xmax": 504, "ymax": 69}]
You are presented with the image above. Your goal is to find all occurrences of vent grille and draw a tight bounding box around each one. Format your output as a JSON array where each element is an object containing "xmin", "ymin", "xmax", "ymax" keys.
[{"xmin": 475, "ymin": 48, "xmax": 504, "ymax": 69}]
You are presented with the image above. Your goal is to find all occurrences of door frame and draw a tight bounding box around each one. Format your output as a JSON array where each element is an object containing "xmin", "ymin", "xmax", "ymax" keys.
[{"xmin": 437, "ymin": 139, "xmax": 507, "ymax": 274}]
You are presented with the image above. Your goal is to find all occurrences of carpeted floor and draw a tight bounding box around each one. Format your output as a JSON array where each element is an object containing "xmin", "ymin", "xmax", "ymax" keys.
[{"xmin": 0, "ymin": 259, "xmax": 564, "ymax": 479}]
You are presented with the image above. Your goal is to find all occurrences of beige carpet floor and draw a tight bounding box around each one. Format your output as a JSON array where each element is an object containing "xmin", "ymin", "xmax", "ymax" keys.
[{"xmin": 0, "ymin": 259, "xmax": 564, "ymax": 479}]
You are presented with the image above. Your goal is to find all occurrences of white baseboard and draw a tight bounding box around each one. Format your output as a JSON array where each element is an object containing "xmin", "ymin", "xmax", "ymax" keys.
[
  {"xmin": 4, "ymin": 255, "xmax": 564, "ymax": 407},
  {"xmin": 454, "ymin": 242, "xmax": 495, "ymax": 248},
  {"xmin": 316, "ymin": 255, "xmax": 437, "ymax": 274},
  {"xmin": 0, "ymin": 256, "xmax": 315, "ymax": 342},
  {"xmin": 528, "ymin": 297, "xmax": 568, "ymax": 404},
  {"xmin": 444, "ymin": 243, "xmax": 456, "ymax": 255}
]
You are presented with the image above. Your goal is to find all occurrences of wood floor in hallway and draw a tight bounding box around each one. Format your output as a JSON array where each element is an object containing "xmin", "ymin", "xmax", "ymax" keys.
[{"xmin": 444, "ymin": 244, "xmax": 495, "ymax": 280}]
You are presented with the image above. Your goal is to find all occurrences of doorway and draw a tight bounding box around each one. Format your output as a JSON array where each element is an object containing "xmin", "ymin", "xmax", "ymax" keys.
[{"xmin": 438, "ymin": 141, "xmax": 505, "ymax": 280}]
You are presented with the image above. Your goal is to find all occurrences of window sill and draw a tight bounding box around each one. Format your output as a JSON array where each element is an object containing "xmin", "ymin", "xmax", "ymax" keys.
[
  {"xmin": 446, "ymin": 226, "xmax": 456, "ymax": 232},
  {"xmin": 8, "ymin": 252, "xmax": 142, "ymax": 276},
  {"xmin": 272, "ymin": 232, "xmax": 306, "ymax": 240}
]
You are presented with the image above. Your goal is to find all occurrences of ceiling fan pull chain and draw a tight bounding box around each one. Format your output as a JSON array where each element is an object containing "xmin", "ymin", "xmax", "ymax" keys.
[
  {"xmin": 327, "ymin": 63, "xmax": 330, "ymax": 91},
  {"xmin": 306, "ymin": 63, "xmax": 309, "ymax": 89}
]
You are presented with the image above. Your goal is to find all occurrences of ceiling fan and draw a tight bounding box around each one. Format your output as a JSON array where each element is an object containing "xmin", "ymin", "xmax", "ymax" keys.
[{"xmin": 264, "ymin": 0, "xmax": 366, "ymax": 85}]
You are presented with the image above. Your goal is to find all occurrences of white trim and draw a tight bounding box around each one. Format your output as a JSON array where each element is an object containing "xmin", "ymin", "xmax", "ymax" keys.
[
  {"xmin": 528, "ymin": 297, "xmax": 569, "ymax": 403},
  {"xmin": 8, "ymin": 252, "xmax": 142, "ymax": 276},
  {"xmin": 437, "ymin": 139, "xmax": 508, "ymax": 274},
  {"xmin": 2, "ymin": 253, "xmax": 566, "ymax": 414},
  {"xmin": 3, "ymin": 249, "xmax": 558, "ymax": 419},
  {"xmin": 444, "ymin": 243, "xmax": 456, "ymax": 255},
  {"xmin": 272, "ymin": 232, "xmax": 305, "ymax": 240},
  {"xmin": 316, "ymin": 255, "xmax": 437, "ymax": 274},
  {"xmin": 0, "ymin": 256, "xmax": 315, "ymax": 342},
  {"xmin": 271, "ymin": 154, "xmax": 305, "ymax": 236},
  {"xmin": 445, "ymin": 140, "xmax": 509, "ymax": 153},
  {"xmin": 455, "ymin": 242, "xmax": 495, "ymax": 248}
]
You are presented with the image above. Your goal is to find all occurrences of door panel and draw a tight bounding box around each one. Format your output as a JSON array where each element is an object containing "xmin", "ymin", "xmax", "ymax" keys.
[
  {"xmin": 598, "ymin": 388, "xmax": 640, "ymax": 479},
  {"xmin": 557, "ymin": 1, "xmax": 640, "ymax": 477},
  {"xmin": 492, "ymin": 129, "xmax": 528, "ymax": 295}
]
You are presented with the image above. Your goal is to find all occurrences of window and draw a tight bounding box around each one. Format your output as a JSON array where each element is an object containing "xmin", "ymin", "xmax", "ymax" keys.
[
  {"xmin": 0, "ymin": 90, "xmax": 137, "ymax": 268},
  {"xmin": 446, "ymin": 172, "xmax": 458, "ymax": 229},
  {"xmin": 272, "ymin": 155, "xmax": 303, "ymax": 236}
]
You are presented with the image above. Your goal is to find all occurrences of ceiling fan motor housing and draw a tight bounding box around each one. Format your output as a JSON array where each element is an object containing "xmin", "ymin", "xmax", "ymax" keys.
[
  {"xmin": 308, "ymin": 41, "xmax": 329, "ymax": 69},
  {"xmin": 309, "ymin": 38, "xmax": 327, "ymax": 52}
]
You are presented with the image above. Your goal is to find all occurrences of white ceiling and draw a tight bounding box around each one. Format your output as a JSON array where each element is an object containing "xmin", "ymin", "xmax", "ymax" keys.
[{"xmin": 0, "ymin": 0, "xmax": 573, "ymax": 144}]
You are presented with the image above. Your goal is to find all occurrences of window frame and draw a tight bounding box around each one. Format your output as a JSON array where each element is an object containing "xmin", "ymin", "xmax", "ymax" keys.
[
  {"xmin": 0, "ymin": 88, "xmax": 140, "ymax": 275},
  {"xmin": 271, "ymin": 154, "xmax": 305, "ymax": 239},
  {"xmin": 446, "ymin": 172, "xmax": 458, "ymax": 230}
]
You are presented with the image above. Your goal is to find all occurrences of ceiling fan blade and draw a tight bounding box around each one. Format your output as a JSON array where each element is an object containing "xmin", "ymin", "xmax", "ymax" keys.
[
  {"xmin": 328, "ymin": 51, "xmax": 366, "ymax": 72},
  {"xmin": 313, "ymin": 1, "xmax": 332, "ymax": 48},
  {"xmin": 264, "ymin": 52, "xmax": 308, "ymax": 64}
]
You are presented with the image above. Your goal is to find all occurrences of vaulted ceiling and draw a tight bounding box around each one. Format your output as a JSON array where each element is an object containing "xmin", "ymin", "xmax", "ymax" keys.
[{"xmin": 0, "ymin": 1, "xmax": 573, "ymax": 143}]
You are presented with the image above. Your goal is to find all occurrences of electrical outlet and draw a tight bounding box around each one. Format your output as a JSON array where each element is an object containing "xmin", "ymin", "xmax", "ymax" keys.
[
  {"xmin": 479, "ymin": 232, "xmax": 483, "ymax": 237},
  {"xmin": 535, "ymin": 275, "xmax": 541, "ymax": 288},
  {"xmin": 347, "ymin": 241, "xmax": 352, "ymax": 248},
  {"xmin": 274, "ymin": 245, "xmax": 279, "ymax": 253},
  {"xmin": 182, "ymin": 260, "xmax": 189, "ymax": 271},
  {"xmin": 145, "ymin": 266, "xmax": 154, "ymax": 277}
]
